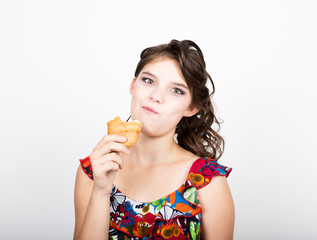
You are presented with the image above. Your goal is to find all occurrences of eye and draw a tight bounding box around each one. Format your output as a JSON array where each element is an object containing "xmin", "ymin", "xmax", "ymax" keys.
[
  {"xmin": 171, "ymin": 88, "xmax": 185, "ymax": 95},
  {"xmin": 142, "ymin": 77, "xmax": 154, "ymax": 85}
]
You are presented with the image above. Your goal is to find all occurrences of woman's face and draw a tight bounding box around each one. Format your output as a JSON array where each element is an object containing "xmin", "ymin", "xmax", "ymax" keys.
[{"xmin": 130, "ymin": 57, "xmax": 198, "ymax": 137}]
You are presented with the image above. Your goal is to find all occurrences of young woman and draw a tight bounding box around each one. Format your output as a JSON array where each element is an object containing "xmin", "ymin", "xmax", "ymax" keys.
[{"xmin": 74, "ymin": 40, "xmax": 234, "ymax": 240}]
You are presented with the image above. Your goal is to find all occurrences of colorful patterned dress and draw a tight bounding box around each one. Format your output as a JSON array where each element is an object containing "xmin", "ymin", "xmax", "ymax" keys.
[{"xmin": 79, "ymin": 157, "xmax": 232, "ymax": 240}]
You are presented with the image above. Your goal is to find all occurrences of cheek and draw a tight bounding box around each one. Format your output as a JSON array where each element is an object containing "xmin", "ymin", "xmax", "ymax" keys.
[
  {"xmin": 130, "ymin": 86, "xmax": 146, "ymax": 118},
  {"xmin": 131, "ymin": 82, "xmax": 147, "ymax": 101},
  {"xmin": 167, "ymin": 96, "xmax": 191, "ymax": 115}
]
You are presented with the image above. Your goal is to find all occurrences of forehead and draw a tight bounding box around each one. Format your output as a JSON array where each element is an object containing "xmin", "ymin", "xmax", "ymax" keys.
[{"xmin": 140, "ymin": 57, "xmax": 187, "ymax": 84}]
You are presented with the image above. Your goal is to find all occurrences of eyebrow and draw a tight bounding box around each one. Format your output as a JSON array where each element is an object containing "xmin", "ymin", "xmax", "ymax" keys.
[
  {"xmin": 142, "ymin": 71, "xmax": 157, "ymax": 78},
  {"xmin": 171, "ymin": 82, "xmax": 189, "ymax": 89},
  {"xmin": 142, "ymin": 71, "xmax": 189, "ymax": 89}
]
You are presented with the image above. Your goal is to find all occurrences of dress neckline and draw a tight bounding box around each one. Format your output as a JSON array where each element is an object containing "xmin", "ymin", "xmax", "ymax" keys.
[
  {"xmin": 112, "ymin": 184, "xmax": 185, "ymax": 205},
  {"xmin": 112, "ymin": 157, "xmax": 202, "ymax": 204}
]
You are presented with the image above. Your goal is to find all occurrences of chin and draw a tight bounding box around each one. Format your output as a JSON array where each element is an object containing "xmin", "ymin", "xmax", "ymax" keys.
[{"xmin": 139, "ymin": 123, "xmax": 158, "ymax": 136}]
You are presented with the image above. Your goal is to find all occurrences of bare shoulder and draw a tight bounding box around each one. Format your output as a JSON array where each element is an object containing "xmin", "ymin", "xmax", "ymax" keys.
[
  {"xmin": 177, "ymin": 147, "xmax": 200, "ymax": 165},
  {"xmin": 198, "ymin": 176, "xmax": 235, "ymax": 240},
  {"xmin": 172, "ymin": 147, "xmax": 200, "ymax": 174}
]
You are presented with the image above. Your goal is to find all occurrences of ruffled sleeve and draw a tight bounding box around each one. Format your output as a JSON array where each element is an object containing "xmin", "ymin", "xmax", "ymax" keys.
[
  {"xmin": 184, "ymin": 157, "xmax": 232, "ymax": 190},
  {"xmin": 79, "ymin": 156, "xmax": 94, "ymax": 180}
]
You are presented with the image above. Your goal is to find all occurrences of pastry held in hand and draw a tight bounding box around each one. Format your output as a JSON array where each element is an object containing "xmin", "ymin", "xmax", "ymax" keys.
[{"xmin": 107, "ymin": 116, "xmax": 142, "ymax": 148}]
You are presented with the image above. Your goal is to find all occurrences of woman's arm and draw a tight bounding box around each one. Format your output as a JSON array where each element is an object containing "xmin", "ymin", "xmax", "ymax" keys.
[
  {"xmin": 73, "ymin": 134, "xmax": 130, "ymax": 240},
  {"xmin": 73, "ymin": 165, "xmax": 110, "ymax": 240},
  {"xmin": 198, "ymin": 176, "xmax": 235, "ymax": 240}
]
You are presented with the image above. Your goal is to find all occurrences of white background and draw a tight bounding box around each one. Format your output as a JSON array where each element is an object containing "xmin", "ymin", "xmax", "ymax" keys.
[{"xmin": 1, "ymin": 0, "xmax": 316, "ymax": 239}]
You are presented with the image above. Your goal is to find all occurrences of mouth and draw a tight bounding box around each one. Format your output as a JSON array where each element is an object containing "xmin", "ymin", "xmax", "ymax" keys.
[{"xmin": 142, "ymin": 106, "xmax": 158, "ymax": 114}]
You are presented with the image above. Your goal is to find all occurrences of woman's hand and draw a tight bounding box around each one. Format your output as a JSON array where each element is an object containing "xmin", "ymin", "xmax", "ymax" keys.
[{"xmin": 89, "ymin": 134, "xmax": 130, "ymax": 195}]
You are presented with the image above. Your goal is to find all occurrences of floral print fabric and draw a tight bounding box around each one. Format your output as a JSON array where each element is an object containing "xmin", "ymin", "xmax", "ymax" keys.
[{"xmin": 79, "ymin": 157, "xmax": 232, "ymax": 239}]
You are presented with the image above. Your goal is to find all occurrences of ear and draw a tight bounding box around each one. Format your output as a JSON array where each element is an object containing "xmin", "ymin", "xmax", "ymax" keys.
[
  {"xmin": 129, "ymin": 77, "xmax": 137, "ymax": 95},
  {"xmin": 184, "ymin": 104, "xmax": 199, "ymax": 117}
]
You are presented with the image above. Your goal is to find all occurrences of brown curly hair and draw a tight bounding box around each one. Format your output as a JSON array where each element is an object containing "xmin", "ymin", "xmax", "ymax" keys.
[{"xmin": 134, "ymin": 40, "xmax": 224, "ymax": 161}]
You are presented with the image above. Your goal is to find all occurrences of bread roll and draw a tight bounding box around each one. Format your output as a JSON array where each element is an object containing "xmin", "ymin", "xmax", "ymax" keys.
[{"xmin": 107, "ymin": 116, "xmax": 142, "ymax": 148}]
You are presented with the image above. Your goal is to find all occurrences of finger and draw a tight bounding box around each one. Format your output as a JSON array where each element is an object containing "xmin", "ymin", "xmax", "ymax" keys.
[
  {"xmin": 92, "ymin": 141, "xmax": 130, "ymax": 158},
  {"xmin": 94, "ymin": 134, "xmax": 127, "ymax": 149},
  {"xmin": 91, "ymin": 152, "xmax": 124, "ymax": 170},
  {"xmin": 101, "ymin": 152, "xmax": 124, "ymax": 170},
  {"xmin": 95, "ymin": 161, "xmax": 120, "ymax": 175}
]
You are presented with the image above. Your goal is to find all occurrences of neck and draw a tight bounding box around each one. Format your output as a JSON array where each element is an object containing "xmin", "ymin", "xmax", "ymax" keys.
[{"xmin": 129, "ymin": 131, "xmax": 182, "ymax": 166}]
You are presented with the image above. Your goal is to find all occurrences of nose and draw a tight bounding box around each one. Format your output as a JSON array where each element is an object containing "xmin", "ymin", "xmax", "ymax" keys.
[{"xmin": 149, "ymin": 89, "xmax": 164, "ymax": 104}]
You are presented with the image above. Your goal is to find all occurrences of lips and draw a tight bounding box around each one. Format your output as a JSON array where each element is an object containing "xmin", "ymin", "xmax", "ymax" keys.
[{"xmin": 142, "ymin": 106, "xmax": 158, "ymax": 114}]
